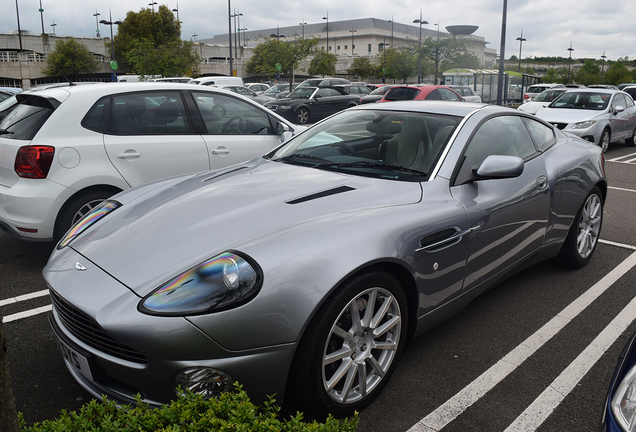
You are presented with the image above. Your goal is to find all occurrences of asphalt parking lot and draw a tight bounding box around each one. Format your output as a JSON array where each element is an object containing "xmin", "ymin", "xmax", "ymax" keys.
[{"xmin": 2, "ymin": 141, "xmax": 636, "ymax": 431}]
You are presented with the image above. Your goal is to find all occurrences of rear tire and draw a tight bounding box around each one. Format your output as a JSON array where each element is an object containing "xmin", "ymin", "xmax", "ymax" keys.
[
  {"xmin": 54, "ymin": 189, "xmax": 117, "ymax": 242},
  {"xmin": 626, "ymin": 126, "xmax": 636, "ymax": 147},
  {"xmin": 599, "ymin": 129, "xmax": 610, "ymax": 153},
  {"xmin": 287, "ymin": 269, "xmax": 408, "ymax": 417},
  {"xmin": 296, "ymin": 107, "xmax": 310, "ymax": 124},
  {"xmin": 559, "ymin": 187, "xmax": 603, "ymax": 268}
]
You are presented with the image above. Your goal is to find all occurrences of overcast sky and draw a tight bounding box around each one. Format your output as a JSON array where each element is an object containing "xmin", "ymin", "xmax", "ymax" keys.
[{"xmin": 3, "ymin": 0, "xmax": 635, "ymax": 61}]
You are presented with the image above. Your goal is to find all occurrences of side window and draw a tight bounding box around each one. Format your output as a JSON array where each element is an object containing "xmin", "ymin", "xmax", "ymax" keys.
[
  {"xmin": 82, "ymin": 96, "xmax": 111, "ymax": 133},
  {"xmin": 625, "ymin": 94, "xmax": 635, "ymax": 108},
  {"xmin": 426, "ymin": 90, "xmax": 442, "ymax": 100},
  {"xmin": 612, "ymin": 94, "xmax": 626, "ymax": 110},
  {"xmin": 316, "ymin": 88, "xmax": 335, "ymax": 97},
  {"xmin": 110, "ymin": 92, "xmax": 190, "ymax": 135},
  {"xmin": 464, "ymin": 116, "xmax": 537, "ymax": 170},
  {"xmin": 523, "ymin": 118, "xmax": 555, "ymax": 150},
  {"xmin": 439, "ymin": 88, "xmax": 461, "ymax": 101},
  {"xmin": 191, "ymin": 91, "xmax": 275, "ymax": 135}
]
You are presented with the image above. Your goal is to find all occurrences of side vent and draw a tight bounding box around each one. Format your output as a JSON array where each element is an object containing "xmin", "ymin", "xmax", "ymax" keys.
[{"xmin": 286, "ymin": 186, "xmax": 355, "ymax": 204}]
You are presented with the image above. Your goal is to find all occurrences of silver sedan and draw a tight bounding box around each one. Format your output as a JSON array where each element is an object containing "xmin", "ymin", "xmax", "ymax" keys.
[
  {"xmin": 536, "ymin": 89, "xmax": 636, "ymax": 151},
  {"xmin": 44, "ymin": 101, "xmax": 606, "ymax": 417}
]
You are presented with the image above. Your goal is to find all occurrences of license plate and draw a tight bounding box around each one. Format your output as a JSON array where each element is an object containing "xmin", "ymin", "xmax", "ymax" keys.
[{"xmin": 56, "ymin": 336, "xmax": 94, "ymax": 381}]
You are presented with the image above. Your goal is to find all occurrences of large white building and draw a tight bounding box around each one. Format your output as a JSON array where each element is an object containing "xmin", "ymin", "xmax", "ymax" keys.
[{"xmin": 0, "ymin": 18, "xmax": 496, "ymax": 88}]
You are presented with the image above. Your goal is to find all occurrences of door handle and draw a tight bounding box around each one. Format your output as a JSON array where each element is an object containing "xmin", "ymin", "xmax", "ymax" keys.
[
  {"xmin": 416, "ymin": 225, "xmax": 480, "ymax": 253},
  {"xmin": 117, "ymin": 151, "xmax": 141, "ymax": 159},
  {"xmin": 212, "ymin": 147, "xmax": 230, "ymax": 155},
  {"xmin": 536, "ymin": 175, "xmax": 548, "ymax": 191}
]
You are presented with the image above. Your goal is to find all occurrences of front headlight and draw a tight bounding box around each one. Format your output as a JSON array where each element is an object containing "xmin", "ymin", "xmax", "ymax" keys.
[
  {"xmin": 139, "ymin": 251, "xmax": 262, "ymax": 316},
  {"xmin": 57, "ymin": 200, "xmax": 121, "ymax": 249},
  {"xmin": 279, "ymin": 105, "xmax": 292, "ymax": 109},
  {"xmin": 611, "ymin": 364, "xmax": 636, "ymax": 431},
  {"xmin": 570, "ymin": 120, "xmax": 596, "ymax": 129}
]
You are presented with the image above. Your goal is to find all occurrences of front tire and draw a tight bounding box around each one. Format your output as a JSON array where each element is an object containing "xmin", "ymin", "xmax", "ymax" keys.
[
  {"xmin": 626, "ymin": 126, "xmax": 636, "ymax": 147},
  {"xmin": 599, "ymin": 129, "xmax": 610, "ymax": 152},
  {"xmin": 559, "ymin": 187, "xmax": 603, "ymax": 268},
  {"xmin": 288, "ymin": 269, "xmax": 408, "ymax": 417},
  {"xmin": 296, "ymin": 107, "xmax": 310, "ymax": 124}
]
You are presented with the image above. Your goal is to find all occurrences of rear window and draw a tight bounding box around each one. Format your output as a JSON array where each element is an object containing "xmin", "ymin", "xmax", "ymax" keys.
[
  {"xmin": 0, "ymin": 96, "xmax": 55, "ymax": 140},
  {"xmin": 384, "ymin": 87, "xmax": 420, "ymax": 101}
]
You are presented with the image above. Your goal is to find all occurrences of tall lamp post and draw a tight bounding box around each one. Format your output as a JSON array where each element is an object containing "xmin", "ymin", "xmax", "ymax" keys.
[
  {"xmin": 93, "ymin": 10, "xmax": 100, "ymax": 37},
  {"xmin": 600, "ymin": 51, "xmax": 606, "ymax": 84},
  {"xmin": 496, "ymin": 0, "xmax": 508, "ymax": 106},
  {"xmin": 389, "ymin": 16, "xmax": 394, "ymax": 47},
  {"xmin": 50, "ymin": 20, "xmax": 57, "ymax": 35},
  {"xmin": 38, "ymin": 0, "xmax": 45, "ymax": 35},
  {"xmin": 567, "ymin": 42, "xmax": 574, "ymax": 84},
  {"xmin": 231, "ymin": 10, "xmax": 242, "ymax": 60},
  {"xmin": 516, "ymin": 29, "xmax": 526, "ymax": 72},
  {"xmin": 14, "ymin": 0, "xmax": 23, "ymax": 52},
  {"xmin": 299, "ymin": 21, "xmax": 306, "ymax": 38},
  {"xmin": 322, "ymin": 13, "xmax": 329, "ymax": 51},
  {"xmin": 148, "ymin": 1, "xmax": 157, "ymax": 12},
  {"xmin": 227, "ymin": 0, "xmax": 233, "ymax": 76},
  {"xmin": 192, "ymin": 32, "xmax": 197, "ymax": 42},
  {"xmin": 413, "ymin": 9, "xmax": 428, "ymax": 84},
  {"xmin": 99, "ymin": 10, "xmax": 122, "ymax": 62},
  {"xmin": 349, "ymin": 28, "xmax": 356, "ymax": 56}
]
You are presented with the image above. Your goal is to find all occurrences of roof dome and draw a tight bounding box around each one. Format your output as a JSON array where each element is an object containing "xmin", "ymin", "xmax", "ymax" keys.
[{"xmin": 445, "ymin": 25, "xmax": 479, "ymax": 35}]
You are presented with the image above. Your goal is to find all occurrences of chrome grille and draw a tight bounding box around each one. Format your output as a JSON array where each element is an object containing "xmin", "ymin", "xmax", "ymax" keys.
[{"xmin": 50, "ymin": 289, "xmax": 147, "ymax": 364}]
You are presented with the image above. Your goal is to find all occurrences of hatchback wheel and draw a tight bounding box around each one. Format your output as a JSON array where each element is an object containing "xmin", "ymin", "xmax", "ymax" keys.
[
  {"xmin": 599, "ymin": 129, "xmax": 610, "ymax": 152},
  {"xmin": 626, "ymin": 126, "xmax": 636, "ymax": 147},
  {"xmin": 296, "ymin": 107, "xmax": 310, "ymax": 124},
  {"xmin": 288, "ymin": 269, "xmax": 408, "ymax": 416},
  {"xmin": 559, "ymin": 187, "xmax": 603, "ymax": 268}
]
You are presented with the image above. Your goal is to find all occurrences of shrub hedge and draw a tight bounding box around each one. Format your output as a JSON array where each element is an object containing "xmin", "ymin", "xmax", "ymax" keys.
[{"xmin": 20, "ymin": 384, "xmax": 358, "ymax": 432}]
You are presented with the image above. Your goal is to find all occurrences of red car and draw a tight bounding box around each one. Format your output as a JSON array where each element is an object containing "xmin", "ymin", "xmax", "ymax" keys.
[{"xmin": 379, "ymin": 85, "xmax": 464, "ymax": 102}]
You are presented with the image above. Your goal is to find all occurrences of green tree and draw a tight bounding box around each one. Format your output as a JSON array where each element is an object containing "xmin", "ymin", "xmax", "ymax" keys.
[
  {"xmin": 125, "ymin": 39, "xmax": 200, "ymax": 77},
  {"xmin": 347, "ymin": 57, "xmax": 374, "ymax": 80},
  {"xmin": 575, "ymin": 60, "xmax": 601, "ymax": 86},
  {"xmin": 246, "ymin": 37, "xmax": 319, "ymax": 81},
  {"xmin": 43, "ymin": 38, "xmax": 98, "ymax": 79},
  {"xmin": 113, "ymin": 5, "xmax": 182, "ymax": 73},
  {"xmin": 419, "ymin": 36, "xmax": 479, "ymax": 84},
  {"xmin": 308, "ymin": 50, "xmax": 337, "ymax": 77},
  {"xmin": 603, "ymin": 61, "xmax": 633, "ymax": 85},
  {"xmin": 379, "ymin": 47, "xmax": 417, "ymax": 84},
  {"xmin": 0, "ymin": 316, "xmax": 19, "ymax": 432}
]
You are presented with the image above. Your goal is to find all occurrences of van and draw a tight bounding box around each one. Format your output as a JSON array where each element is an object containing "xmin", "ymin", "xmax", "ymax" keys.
[{"xmin": 188, "ymin": 76, "xmax": 244, "ymax": 87}]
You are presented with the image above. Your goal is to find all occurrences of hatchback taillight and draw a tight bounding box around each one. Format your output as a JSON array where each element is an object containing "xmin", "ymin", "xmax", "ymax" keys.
[
  {"xmin": 524, "ymin": 94, "xmax": 530, "ymax": 99},
  {"xmin": 15, "ymin": 146, "xmax": 55, "ymax": 178}
]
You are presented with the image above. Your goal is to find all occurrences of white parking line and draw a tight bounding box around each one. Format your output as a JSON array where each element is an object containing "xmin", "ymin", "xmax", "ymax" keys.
[
  {"xmin": 0, "ymin": 289, "xmax": 50, "ymax": 323},
  {"xmin": 608, "ymin": 186, "xmax": 636, "ymax": 193},
  {"xmin": 607, "ymin": 152, "xmax": 636, "ymax": 163},
  {"xmin": 407, "ymin": 250, "xmax": 636, "ymax": 432},
  {"xmin": 504, "ymin": 294, "xmax": 636, "ymax": 431}
]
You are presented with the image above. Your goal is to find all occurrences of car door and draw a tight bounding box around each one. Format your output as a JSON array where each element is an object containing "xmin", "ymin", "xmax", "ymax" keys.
[
  {"xmin": 190, "ymin": 90, "xmax": 285, "ymax": 168},
  {"xmin": 609, "ymin": 93, "xmax": 635, "ymax": 140},
  {"xmin": 103, "ymin": 90, "xmax": 210, "ymax": 188},
  {"xmin": 450, "ymin": 114, "xmax": 552, "ymax": 292}
]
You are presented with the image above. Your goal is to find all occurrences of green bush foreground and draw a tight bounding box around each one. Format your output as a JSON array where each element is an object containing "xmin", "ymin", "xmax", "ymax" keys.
[{"xmin": 20, "ymin": 384, "xmax": 358, "ymax": 432}]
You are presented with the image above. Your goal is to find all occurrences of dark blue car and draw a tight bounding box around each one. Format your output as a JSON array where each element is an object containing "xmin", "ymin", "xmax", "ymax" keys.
[{"xmin": 601, "ymin": 331, "xmax": 636, "ymax": 431}]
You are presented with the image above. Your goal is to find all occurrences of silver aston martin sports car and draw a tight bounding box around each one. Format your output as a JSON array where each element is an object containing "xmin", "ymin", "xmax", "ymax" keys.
[{"xmin": 44, "ymin": 101, "xmax": 606, "ymax": 417}]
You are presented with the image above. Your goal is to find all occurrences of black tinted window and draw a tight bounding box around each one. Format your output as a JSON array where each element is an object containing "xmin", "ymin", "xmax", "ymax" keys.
[
  {"xmin": 385, "ymin": 87, "xmax": 419, "ymax": 101},
  {"xmin": 110, "ymin": 91, "xmax": 190, "ymax": 135},
  {"xmin": 82, "ymin": 96, "xmax": 110, "ymax": 133},
  {"xmin": 0, "ymin": 96, "xmax": 55, "ymax": 140}
]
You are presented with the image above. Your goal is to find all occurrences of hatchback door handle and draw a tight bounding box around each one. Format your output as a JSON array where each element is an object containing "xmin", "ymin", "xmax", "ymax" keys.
[
  {"xmin": 212, "ymin": 147, "xmax": 230, "ymax": 155},
  {"xmin": 117, "ymin": 151, "xmax": 141, "ymax": 159}
]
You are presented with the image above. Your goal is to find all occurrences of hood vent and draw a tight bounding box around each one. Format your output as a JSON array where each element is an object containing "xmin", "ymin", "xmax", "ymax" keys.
[{"xmin": 286, "ymin": 185, "xmax": 355, "ymax": 205}]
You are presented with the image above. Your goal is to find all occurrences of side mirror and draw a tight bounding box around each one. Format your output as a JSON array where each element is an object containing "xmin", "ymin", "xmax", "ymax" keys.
[
  {"xmin": 476, "ymin": 155, "xmax": 524, "ymax": 178},
  {"xmin": 614, "ymin": 105, "xmax": 625, "ymax": 114},
  {"xmin": 277, "ymin": 122, "xmax": 294, "ymax": 142}
]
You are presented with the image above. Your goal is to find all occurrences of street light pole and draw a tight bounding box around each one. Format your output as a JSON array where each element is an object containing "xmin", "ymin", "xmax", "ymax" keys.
[
  {"xmin": 601, "ymin": 51, "xmax": 606, "ymax": 84},
  {"xmin": 50, "ymin": 20, "xmax": 57, "ymax": 35},
  {"xmin": 413, "ymin": 9, "xmax": 428, "ymax": 85},
  {"xmin": 349, "ymin": 28, "xmax": 356, "ymax": 56},
  {"xmin": 299, "ymin": 21, "xmax": 306, "ymax": 38},
  {"xmin": 567, "ymin": 42, "xmax": 574, "ymax": 84},
  {"xmin": 93, "ymin": 10, "xmax": 100, "ymax": 37},
  {"xmin": 15, "ymin": 0, "xmax": 23, "ymax": 52},
  {"xmin": 496, "ymin": 0, "xmax": 508, "ymax": 106},
  {"xmin": 322, "ymin": 13, "xmax": 328, "ymax": 51},
  {"xmin": 148, "ymin": 1, "xmax": 157, "ymax": 12},
  {"xmin": 390, "ymin": 16, "xmax": 394, "ymax": 47},
  {"xmin": 227, "ymin": 0, "xmax": 233, "ymax": 76},
  {"xmin": 99, "ymin": 10, "xmax": 122, "ymax": 62},
  {"xmin": 516, "ymin": 29, "xmax": 526, "ymax": 73},
  {"xmin": 39, "ymin": 0, "xmax": 44, "ymax": 35}
]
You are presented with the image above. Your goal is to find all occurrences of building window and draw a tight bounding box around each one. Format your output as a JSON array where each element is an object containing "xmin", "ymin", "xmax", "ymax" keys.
[
  {"xmin": 368, "ymin": 44, "xmax": 372, "ymax": 53},
  {"xmin": 328, "ymin": 46, "xmax": 331, "ymax": 50},
  {"xmin": 337, "ymin": 45, "xmax": 340, "ymax": 50},
  {"xmin": 345, "ymin": 45, "xmax": 348, "ymax": 50}
]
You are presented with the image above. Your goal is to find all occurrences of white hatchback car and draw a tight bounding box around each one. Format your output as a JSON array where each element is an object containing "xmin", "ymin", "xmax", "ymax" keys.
[{"xmin": 0, "ymin": 82, "xmax": 301, "ymax": 241}]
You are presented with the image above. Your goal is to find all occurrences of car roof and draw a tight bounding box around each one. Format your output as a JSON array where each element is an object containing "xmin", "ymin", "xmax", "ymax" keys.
[{"xmin": 352, "ymin": 100, "xmax": 499, "ymax": 117}]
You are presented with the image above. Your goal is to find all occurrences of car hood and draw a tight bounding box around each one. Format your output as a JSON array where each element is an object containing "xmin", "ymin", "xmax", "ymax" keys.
[
  {"xmin": 66, "ymin": 159, "xmax": 423, "ymax": 296},
  {"xmin": 536, "ymin": 108, "xmax": 605, "ymax": 123}
]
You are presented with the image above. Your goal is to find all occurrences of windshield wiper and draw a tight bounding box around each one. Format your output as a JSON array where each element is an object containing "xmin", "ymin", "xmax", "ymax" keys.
[
  {"xmin": 274, "ymin": 153, "xmax": 332, "ymax": 164},
  {"xmin": 316, "ymin": 161, "xmax": 427, "ymax": 176}
]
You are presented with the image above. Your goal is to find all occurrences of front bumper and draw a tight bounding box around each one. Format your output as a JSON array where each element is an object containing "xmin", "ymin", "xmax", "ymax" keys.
[{"xmin": 44, "ymin": 248, "xmax": 296, "ymax": 406}]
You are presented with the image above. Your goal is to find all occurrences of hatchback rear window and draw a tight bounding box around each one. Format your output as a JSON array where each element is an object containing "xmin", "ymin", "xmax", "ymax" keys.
[
  {"xmin": 0, "ymin": 96, "xmax": 55, "ymax": 140},
  {"xmin": 384, "ymin": 87, "xmax": 420, "ymax": 101}
]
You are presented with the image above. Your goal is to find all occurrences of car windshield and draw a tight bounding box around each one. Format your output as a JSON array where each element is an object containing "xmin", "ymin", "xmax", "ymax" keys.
[
  {"xmin": 287, "ymin": 88, "xmax": 316, "ymax": 99},
  {"xmin": 549, "ymin": 92, "xmax": 611, "ymax": 110},
  {"xmin": 383, "ymin": 87, "xmax": 420, "ymax": 101},
  {"xmin": 527, "ymin": 86, "xmax": 548, "ymax": 93},
  {"xmin": 267, "ymin": 109, "xmax": 461, "ymax": 181},
  {"xmin": 263, "ymin": 84, "xmax": 289, "ymax": 94},
  {"xmin": 370, "ymin": 86, "xmax": 392, "ymax": 96},
  {"xmin": 534, "ymin": 89, "xmax": 566, "ymax": 102},
  {"xmin": 299, "ymin": 80, "xmax": 322, "ymax": 87}
]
